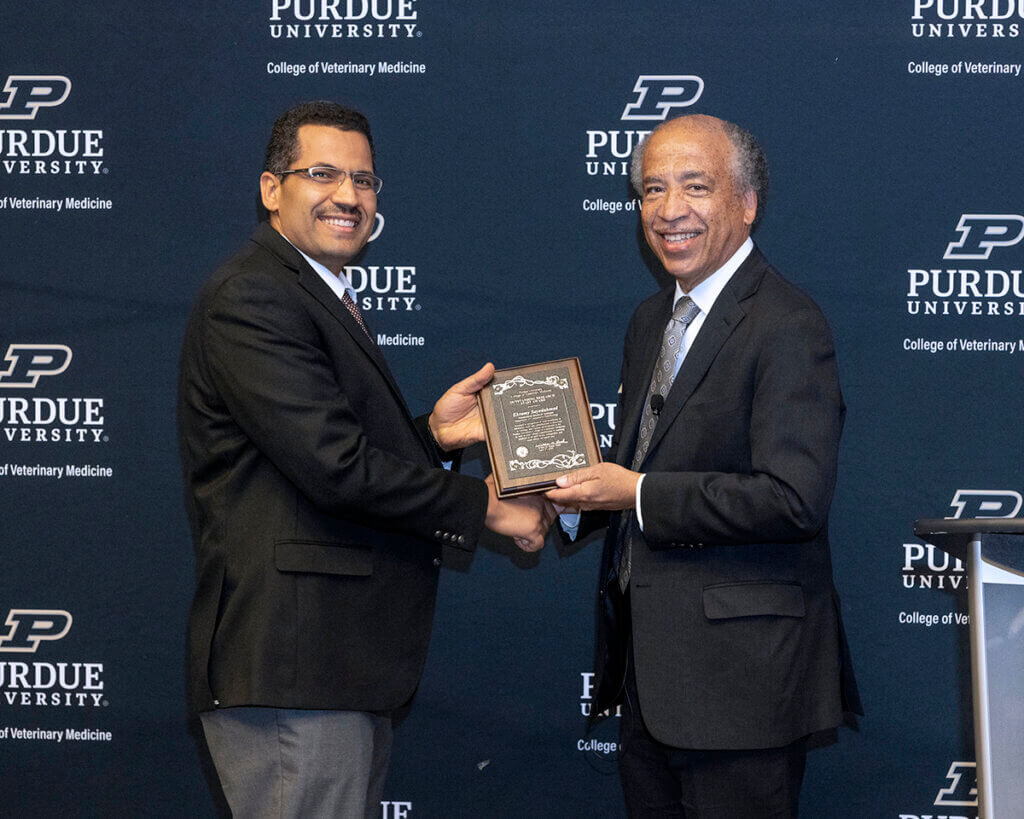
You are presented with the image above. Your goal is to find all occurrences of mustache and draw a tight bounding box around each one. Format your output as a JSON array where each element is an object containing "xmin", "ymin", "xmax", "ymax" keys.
[{"xmin": 316, "ymin": 205, "xmax": 359, "ymax": 217}]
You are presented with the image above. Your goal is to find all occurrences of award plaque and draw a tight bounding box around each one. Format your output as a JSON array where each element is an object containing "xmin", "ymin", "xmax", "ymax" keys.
[{"xmin": 477, "ymin": 357, "xmax": 602, "ymax": 497}]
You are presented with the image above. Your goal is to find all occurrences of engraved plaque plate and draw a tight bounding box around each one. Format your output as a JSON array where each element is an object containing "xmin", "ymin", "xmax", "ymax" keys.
[{"xmin": 477, "ymin": 358, "xmax": 602, "ymax": 497}]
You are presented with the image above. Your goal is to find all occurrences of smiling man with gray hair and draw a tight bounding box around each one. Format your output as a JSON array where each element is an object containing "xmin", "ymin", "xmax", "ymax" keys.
[{"xmin": 549, "ymin": 114, "xmax": 862, "ymax": 817}]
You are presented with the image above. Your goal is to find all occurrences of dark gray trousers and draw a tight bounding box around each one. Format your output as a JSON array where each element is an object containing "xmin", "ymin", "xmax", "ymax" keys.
[{"xmin": 201, "ymin": 706, "xmax": 393, "ymax": 818}]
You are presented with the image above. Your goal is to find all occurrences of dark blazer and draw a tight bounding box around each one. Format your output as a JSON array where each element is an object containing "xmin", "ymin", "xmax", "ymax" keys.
[
  {"xmin": 591, "ymin": 246, "xmax": 861, "ymax": 750},
  {"xmin": 177, "ymin": 223, "xmax": 488, "ymax": 715}
]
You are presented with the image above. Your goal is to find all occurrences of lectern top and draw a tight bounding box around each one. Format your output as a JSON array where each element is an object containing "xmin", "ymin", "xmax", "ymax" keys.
[
  {"xmin": 913, "ymin": 517, "xmax": 1024, "ymax": 564},
  {"xmin": 914, "ymin": 517, "xmax": 1024, "ymax": 538}
]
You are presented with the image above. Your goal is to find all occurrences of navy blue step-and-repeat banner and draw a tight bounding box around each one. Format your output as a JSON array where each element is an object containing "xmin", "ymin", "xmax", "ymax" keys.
[{"xmin": 3, "ymin": 2, "xmax": 1022, "ymax": 816}]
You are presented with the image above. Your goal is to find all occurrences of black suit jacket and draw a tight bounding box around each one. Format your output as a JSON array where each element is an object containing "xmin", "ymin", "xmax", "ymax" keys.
[
  {"xmin": 591, "ymin": 246, "xmax": 861, "ymax": 750},
  {"xmin": 177, "ymin": 223, "xmax": 488, "ymax": 715}
]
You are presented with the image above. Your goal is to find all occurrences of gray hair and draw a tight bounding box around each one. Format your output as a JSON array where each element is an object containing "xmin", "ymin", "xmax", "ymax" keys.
[{"xmin": 629, "ymin": 116, "xmax": 769, "ymax": 227}]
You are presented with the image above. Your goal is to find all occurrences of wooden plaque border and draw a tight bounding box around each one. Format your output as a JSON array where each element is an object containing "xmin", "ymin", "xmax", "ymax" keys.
[{"xmin": 477, "ymin": 357, "xmax": 602, "ymax": 497}]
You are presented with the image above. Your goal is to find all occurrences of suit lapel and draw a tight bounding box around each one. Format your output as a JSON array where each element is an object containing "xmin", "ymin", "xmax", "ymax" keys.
[
  {"xmin": 642, "ymin": 248, "xmax": 768, "ymax": 463},
  {"xmin": 295, "ymin": 266, "xmax": 390, "ymax": 372},
  {"xmin": 616, "ymin": 289, "xmax": 674, "ymax": 467},
  {"xmin": 249, "ymin": 224, "xmax": 418, "ymax": 429}
]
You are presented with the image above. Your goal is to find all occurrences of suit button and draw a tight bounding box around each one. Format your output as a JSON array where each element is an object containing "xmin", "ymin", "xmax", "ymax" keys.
[
  {"xmin": 434, "ymin": 530, "xmax": 443, "ymax": 540},
  {"xmin": 432, "ymin": 557, "xmax": 442, "ymax": 567},
  {"xmin": 457, "ymin": 535, "xmax": 465, "ymax": 545}
]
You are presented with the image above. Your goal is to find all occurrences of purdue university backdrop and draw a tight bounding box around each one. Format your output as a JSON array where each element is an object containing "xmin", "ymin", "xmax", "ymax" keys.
[{"xmin": 2, "ymin": 2, "xmax": 1023, "ymax": 816}]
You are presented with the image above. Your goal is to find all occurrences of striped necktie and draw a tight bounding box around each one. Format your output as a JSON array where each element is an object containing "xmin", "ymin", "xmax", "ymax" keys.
[{"xmin": 342, "ymin": 290, "xmax": 372, "ymax": 339}]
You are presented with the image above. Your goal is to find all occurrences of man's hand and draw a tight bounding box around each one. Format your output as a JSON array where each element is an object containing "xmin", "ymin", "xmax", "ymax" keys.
[
  {"xmin": 484, "ymin": 473, "xmax": 557, "ymax": 552},
  {"xmin": 544, "ymin": 463, "xmax": 641, "ymax": 511},
  {"xmin": 428, "ymin": 362, "xmax": 495, "ymax": 451}
]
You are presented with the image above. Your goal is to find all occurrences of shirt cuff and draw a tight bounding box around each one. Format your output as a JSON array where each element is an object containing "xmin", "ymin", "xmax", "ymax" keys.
[
  {"xmin": 634, "ymin": 473, "xmax": 646, "ymax": 531},
  {"xmin": 559, "ymin": 512, "xmax": 581, "ymax": 540}
]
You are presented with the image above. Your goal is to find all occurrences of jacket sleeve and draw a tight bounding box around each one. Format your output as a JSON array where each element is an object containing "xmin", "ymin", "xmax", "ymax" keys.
[{"xmin": 639, "ymin": 301, "xmax": 843, "ymax": 547}]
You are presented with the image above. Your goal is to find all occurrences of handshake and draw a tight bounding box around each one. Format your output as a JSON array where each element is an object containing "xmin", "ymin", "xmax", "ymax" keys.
[
  {"xmin": 429, "ymin": 362, "xmax": 641, "ymax": 553},
  {"xmin": 483, "ymin": 472, "xmax": 561, "ymax": 553}
]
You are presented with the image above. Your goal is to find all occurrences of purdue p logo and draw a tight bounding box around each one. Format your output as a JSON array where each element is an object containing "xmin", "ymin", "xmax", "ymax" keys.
[
  {"xmin": 0, "ymin": 610, "xmax": 73, "ymax": 653},
  {"xmin": 934, "ymin": 761, "xmax": 977, "ymax": 807},
  {"xmin": 0, "ymin": 75, "xmax": 72, "ymax": 120},
  {"xmin": 0, "ymin": 344, "xmax": 73, "ymax": 388},
  {"xmin": 620, "ymin": 75, "xmax": 704, "ymax": 121},
  {"xmin": 944, "ymin": 214, "xmax": 1024, "ymax": 260},
  {"xmin": 949, "ymin": 489, "xmax": 1023, "ymax": 520}
]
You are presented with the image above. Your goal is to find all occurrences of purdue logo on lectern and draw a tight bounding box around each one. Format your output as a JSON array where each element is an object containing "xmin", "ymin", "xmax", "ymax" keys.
[{"xmin": 0, "ymin": 609, "xmax": 72, "ymax": 652}]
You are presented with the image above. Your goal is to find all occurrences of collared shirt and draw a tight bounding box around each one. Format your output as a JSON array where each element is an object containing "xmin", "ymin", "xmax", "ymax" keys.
[
  {"xmin": 281, "ymin": 233, "xmax": 359, "ymax": 304},
  {"xmin": 666, "ymin": 236, "xmax": 753, "ymax": 380}
]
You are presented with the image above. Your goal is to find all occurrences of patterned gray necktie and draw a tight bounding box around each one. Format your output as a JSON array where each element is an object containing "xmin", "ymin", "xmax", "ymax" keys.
[{"xmin": 618, "ymin": 296, "xmax": 701, "ymax": 591}]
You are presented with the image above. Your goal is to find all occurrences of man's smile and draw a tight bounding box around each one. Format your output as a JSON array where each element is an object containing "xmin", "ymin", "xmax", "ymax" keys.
[
  {"xmin": 658, "ymin": 229, "xmax": 702, "ymax": 250},
  {"xmin": 317, "ymin": 209, "xmax": 360, "ymax": 231}
]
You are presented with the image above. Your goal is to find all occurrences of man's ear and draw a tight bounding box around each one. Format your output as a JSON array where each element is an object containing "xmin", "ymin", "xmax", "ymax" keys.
[
  {"xmin": 259, "ymin": 171, "xmax": 281, "ymax": 215},
  {"xmin": 743, "ymin": 190, "xmax": 757, "ymax": 227}
]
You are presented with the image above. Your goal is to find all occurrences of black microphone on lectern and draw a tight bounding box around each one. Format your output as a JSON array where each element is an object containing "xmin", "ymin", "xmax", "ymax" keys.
[{"xmin": 650, "ymin": 394, "xmax": 664, "ymax": 415}]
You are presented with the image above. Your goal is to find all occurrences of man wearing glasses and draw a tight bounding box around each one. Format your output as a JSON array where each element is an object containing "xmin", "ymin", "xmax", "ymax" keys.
[{"xmin": 177, "ymin": 101, "xmax": 551, "ymax": 817}]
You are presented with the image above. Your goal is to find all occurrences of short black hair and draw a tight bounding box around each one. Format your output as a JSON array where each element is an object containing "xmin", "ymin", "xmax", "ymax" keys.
[
  {"xmin": 263, "ymin": 101, "xmax": 375, "ymax": 175},
  {"xmin": 258, "ymin": 101, "xmax": 375, "ymax": 221}
]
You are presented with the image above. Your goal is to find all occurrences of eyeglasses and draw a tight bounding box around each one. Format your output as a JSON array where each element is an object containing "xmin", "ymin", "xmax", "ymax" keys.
[{"xmin": 278, "ymin": 166, "xmax": 383, "ymax": 194}]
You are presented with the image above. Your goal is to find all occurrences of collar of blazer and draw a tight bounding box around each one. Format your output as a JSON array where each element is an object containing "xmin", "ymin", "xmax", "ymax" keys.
[
  {"xmin": 247, "ymin": 222, "xmax": 420, "ymax": 437},
  {"xmin": 630, "ymin": 246, "xmax": 770, "ymax": 467}
]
